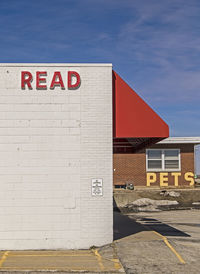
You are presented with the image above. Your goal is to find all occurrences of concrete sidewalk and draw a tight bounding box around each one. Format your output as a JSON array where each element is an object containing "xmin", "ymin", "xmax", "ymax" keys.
[{"xmin": 0, "ymin": 248, "xmax": 124, "ymax": 273}]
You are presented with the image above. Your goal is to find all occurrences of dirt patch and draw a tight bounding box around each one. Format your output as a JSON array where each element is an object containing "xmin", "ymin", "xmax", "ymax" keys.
[{"xmin": 114, "ymin": 188, "xmax": 200, "ymax": 212}]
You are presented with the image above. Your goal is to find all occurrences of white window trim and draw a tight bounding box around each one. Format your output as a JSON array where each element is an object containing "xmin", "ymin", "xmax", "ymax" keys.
[{"xmin": 146, "ymin": 149, "xmax": 181, "ymax": 172}]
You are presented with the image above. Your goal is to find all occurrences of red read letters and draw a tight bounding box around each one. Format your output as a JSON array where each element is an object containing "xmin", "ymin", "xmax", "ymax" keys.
[
  {"xmin": 68, "ymin": 71, "xmax": 81, "ymax": 89},
  {"xmin": 50, "ymin": 72, "xmax": 65, "ymax": 89},
  {"xmin": 21, "ymin": 71, "xmax": 81, "ymax": 90},
  {"xmin": 21, "ymin": 71, "xmax": 33, "ymax": 89},
  {"xmin": 36, "ymin": 71, "xmax": 47, "ymax": 89}
]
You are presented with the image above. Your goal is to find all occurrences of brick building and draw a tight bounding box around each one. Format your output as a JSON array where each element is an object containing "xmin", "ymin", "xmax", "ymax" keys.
[
  {"xmin": 0, "ymin": 64, "xmax": 114, "ymax": 250},
  {"xmin": 0, "ymin": 63, "xmax": 169, "ymax": 250},
  {"xmin": 114, "ymin": 137, "xmax": 200, "ymax": 189}
]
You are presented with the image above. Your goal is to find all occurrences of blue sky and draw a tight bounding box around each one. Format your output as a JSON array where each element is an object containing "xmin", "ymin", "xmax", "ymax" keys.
[{"xmin": 0, "ymin": 0, "xmax": 200, "ymax": 136}]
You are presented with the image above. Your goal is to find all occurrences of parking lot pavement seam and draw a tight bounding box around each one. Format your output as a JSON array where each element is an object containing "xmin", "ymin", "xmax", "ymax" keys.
[
  {"xmin": 92, "ymin": 248, "xmax": 105, "ymax": 271},
  {"xmin": 0, "ymin": 251, "xmax": 9, "ymax": 268},
  {"xmin": 92, "ymin": 247, "xmax": 124, "ymax": 272},
  {"xmin": 153, "ymin": 231, "xmax": 186, "ymax": 264},
  {"xmin": 111, "ymin": 243, "xmax": 124, "ymax": 271}
]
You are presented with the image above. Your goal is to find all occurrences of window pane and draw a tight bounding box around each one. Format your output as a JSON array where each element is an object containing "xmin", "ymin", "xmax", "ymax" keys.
[
  {"xmin": 164, "ymin": 150, "xmax": 179, "ymax": 158},
  {"xmin": 165, "ymin": 160, "xmax": 179, "ymax": 169},
  {"xmin": 148, "ymin": 160, "xmax": 162, "ymax": 169},
  {"xmin": 148, "ymin": 150, "xmax": 162, "ymax": 159}
]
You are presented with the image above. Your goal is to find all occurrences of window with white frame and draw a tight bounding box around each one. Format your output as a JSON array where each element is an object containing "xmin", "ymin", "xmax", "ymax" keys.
[{"xmin": 146, "ymin": 149, "xmax": 181, "ymax": 171}]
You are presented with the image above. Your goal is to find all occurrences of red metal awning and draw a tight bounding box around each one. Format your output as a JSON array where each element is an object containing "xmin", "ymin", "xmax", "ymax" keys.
[{"xmin": 113, "ymin": 71, "xmax": 169, "ymax": 152}]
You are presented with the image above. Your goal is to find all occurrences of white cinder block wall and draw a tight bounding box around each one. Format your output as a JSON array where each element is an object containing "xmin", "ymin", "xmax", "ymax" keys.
[{"xmin": 0, "ymin": 64, "xmax": 113, "ymax": 250}]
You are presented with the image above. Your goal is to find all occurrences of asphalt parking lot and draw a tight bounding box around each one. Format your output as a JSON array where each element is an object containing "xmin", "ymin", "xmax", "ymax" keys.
[
  {"xmin": 114, "ymin": 209, "xmax": 200, "ymax": 274},
  {"xmin": 0, "ymin": 210, "xmax": 199, "ymax": 273}
]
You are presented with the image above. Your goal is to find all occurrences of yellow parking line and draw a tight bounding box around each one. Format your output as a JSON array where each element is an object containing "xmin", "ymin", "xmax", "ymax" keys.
[
  {"xmin": 9, "ymin": 254, "xmax": 93, "ymax": 257},
  {"xmin": 0, "ymin": 249, "xmax": 123, "ymax": 272},
  {"xmin": 153, "ymin": 231, "xmax": 186, "ymax": 264},
  {"xmin": 92, "ymin": 248, "xmax": 105, "ymax": 271},
  {"xmin": 0, "ymin": 251, "xmax": 10, "ymax": 268},
  {"xmin": 0, "ymin": 266, "xmax": 99, "ymax": 270},
  {"xmin": 111, "ymin": 258, "xmax": 122, "ymax": 270}
]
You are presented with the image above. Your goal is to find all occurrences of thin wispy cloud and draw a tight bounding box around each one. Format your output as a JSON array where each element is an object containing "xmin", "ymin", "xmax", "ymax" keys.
[
  {"xmin": 0, "ymin": 0, "xmax": 199, "ymax": 135},
  {"xmin": 116, "ymin": 0, "xmax": 200, "ymax": 102}
]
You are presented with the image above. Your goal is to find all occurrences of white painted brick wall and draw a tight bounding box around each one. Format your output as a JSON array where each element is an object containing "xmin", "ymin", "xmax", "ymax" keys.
[{"xmin": 0, "ymin": 64, "xmax": 113, "ymax": 249}]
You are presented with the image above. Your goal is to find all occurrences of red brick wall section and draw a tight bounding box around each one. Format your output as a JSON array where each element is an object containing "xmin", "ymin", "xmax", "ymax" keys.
[{"xmin": 113, "ymin": 143, "xmax": 195, "ymax": 188}]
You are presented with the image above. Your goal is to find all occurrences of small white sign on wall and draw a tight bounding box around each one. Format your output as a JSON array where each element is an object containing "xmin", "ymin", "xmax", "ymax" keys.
[{"xmin": 91, "ymin": 179, "xmax": 103, "ymax": 196}]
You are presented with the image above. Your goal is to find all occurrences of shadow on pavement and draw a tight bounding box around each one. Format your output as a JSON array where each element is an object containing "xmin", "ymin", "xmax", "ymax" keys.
[
  {"xmin": 113, "ymin": 211, "xmax": 147, "ymax": 240},
  {"xmin": 139, "ymin": 217, "xmax": 191, "ymax": 237},
  {"xmin": 113, "ymin": 198, "xmax": 147, "ymax": 240},
  {"xmin": 113, "ymin": 199, "xmax": 190, "ymax": 240}
]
